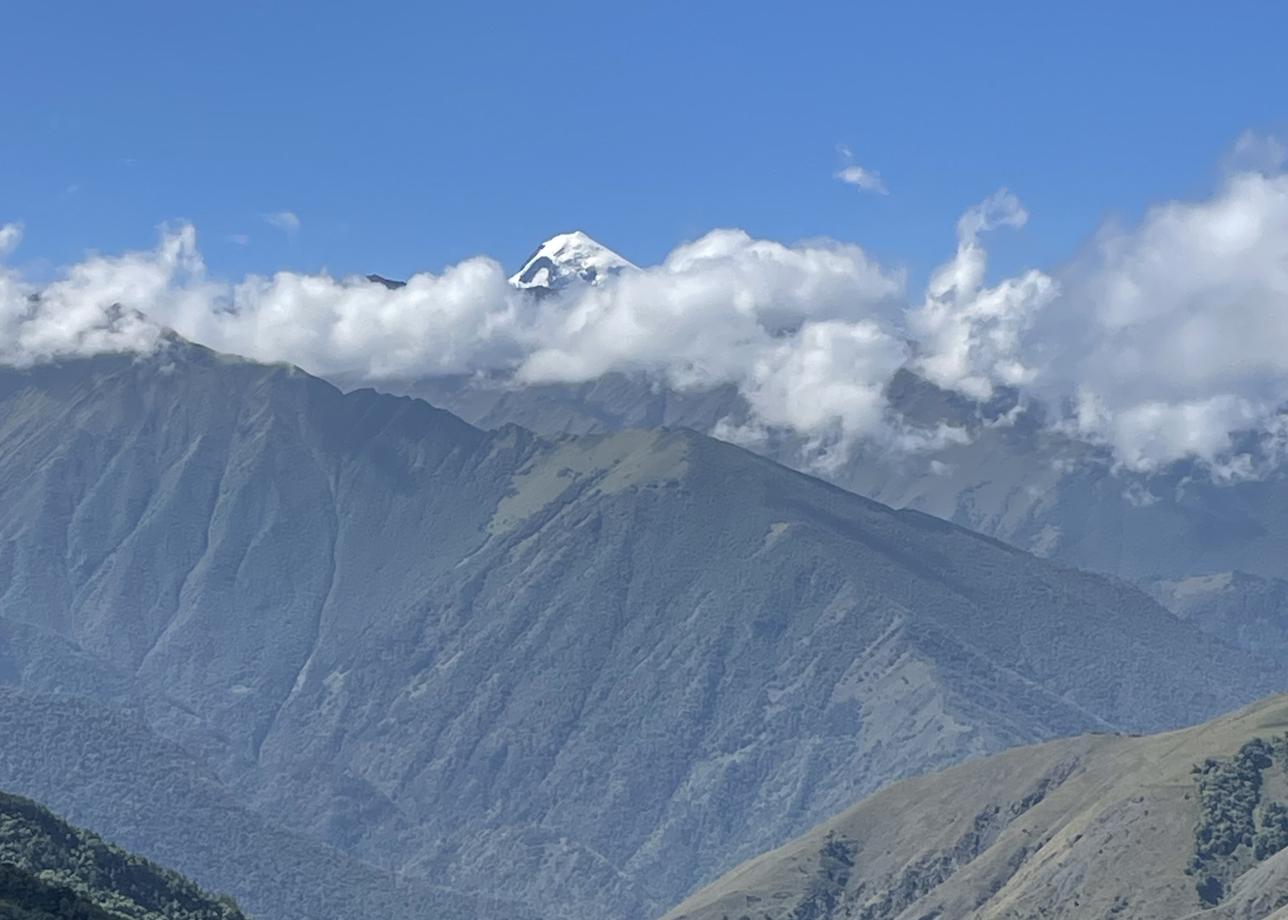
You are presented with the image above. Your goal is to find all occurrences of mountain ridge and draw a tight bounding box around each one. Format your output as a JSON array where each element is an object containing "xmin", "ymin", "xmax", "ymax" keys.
[
  {"xmin": 663, "ymin": 693, "xmax": 1288, "ymax": 920},
  {"xmin": 0, "ymin": 339, "xmax": 1280, "ymax": 919}
]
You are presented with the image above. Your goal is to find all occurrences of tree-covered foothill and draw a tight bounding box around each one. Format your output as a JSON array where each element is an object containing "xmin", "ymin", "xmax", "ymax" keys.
[{"xmin": 0, "ymin": 791, "xmax": 245, "ymax": 920}]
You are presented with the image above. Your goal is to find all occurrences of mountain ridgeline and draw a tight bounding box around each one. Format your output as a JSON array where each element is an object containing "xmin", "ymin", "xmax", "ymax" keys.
[
  {"xmin": 0, "ymin": 338, "xmax": 1281, "ymax": 919},
  {"xmin": 405, "ymin": 365, "xmax": 1288, "ymax": 590},
  {"xmin": 664, "ymin": 694, "xmax": 1288, "ymax": 920}
]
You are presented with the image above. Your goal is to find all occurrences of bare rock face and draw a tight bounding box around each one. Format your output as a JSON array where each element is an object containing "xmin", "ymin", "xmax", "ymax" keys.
[{"xmin": 0, "ymin": 342, "xmax": 1277, "ymax": 919}]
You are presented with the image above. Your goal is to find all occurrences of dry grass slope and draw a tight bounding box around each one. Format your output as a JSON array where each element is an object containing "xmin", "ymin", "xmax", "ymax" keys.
[{"xmin": 664, "ymin": 694, "xmax": 1288, "ymax": 920}]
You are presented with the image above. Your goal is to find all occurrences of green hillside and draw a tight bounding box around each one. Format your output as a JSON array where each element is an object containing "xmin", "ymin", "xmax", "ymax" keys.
[{"xmin": 0, "ymin": 790, "xmax": 244, "ymax": 920}]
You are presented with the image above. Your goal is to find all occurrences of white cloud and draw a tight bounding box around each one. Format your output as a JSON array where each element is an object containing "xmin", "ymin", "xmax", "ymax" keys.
[
  {"xmin": 0, "ymin": 223, "xmax": 22, "ymax": 258},
  {"xmin": 168, "ymin": 253, "xmax": 521, "ymax": 381},
  {"xmin": 228, "ymin": 233, "xmax": 251, "ymax": 246},
  {"xmin": 1226, "ymin": 130, "xmax": 1287, "ymax": 174},
  {"xmin": 0, "ymin": 223, "xmax": 913, "ymax": 457},
  {"xmin": 1071, "ymin": 391, "xmax": 1260, "ymax": 474},
  {"xmin": 263, "ymin": 211, "xmax": 301, "ymax": 234},
  {"xmin": 734, "ymin": 319, "xmax": 908, "ymax": 469},
  {"xmin": 1046, "ymin": 168, "xmax": 1288, "ymax": 471},
  {"xmin": 516, "ymin": 229, "xmax": 904, "ymax": 391},
  {"xmin": 835, "ymin": 146, "xmax": 888, "ymax": 195},
  {"xmin": 907, "ymin": 190, "xmax": 1056, "ymax": 400},
  {"xmin": 835, "ymin": 165, "xmax": 888, "ymax": 195},
  {"xmin": 0, "ymin": 224, "xmax": 192, "ymax": 366}
]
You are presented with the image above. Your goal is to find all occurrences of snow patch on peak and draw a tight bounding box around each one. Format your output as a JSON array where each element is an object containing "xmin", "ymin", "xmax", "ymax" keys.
[{"xmin": 510, "ymin": 231, "xmax": 636, "ymax": 290}]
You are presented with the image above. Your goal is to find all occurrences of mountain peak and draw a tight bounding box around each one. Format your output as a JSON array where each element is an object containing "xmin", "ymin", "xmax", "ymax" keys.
[{"xmin": 509, "ymin": 230, "xmax": 637, "ymax": 290}]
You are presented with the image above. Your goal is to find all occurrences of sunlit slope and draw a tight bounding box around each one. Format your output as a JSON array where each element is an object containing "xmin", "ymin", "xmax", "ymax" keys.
[{"xmin": 664, "ymin": 695, "xmax": 1288, "ymax": 920}]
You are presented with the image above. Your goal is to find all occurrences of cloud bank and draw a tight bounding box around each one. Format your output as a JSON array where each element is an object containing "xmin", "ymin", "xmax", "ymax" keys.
[
  {"xmin": 3, "ymin": 141, "xmax": 1288, "ymax": 477},
  {"xmin": 1053, "ymin": 167, "xmax": 1288, "ymax": 472}
]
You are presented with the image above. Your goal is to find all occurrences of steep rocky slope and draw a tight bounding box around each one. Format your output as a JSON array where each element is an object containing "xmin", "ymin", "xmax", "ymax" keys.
[
  {"xmin": 663, "ymin": 694, "xmax": 1288, "ymax": 920},
  {"xmin": 0, "ymin": 341, "xmax": 1279, "ymax": 918}
]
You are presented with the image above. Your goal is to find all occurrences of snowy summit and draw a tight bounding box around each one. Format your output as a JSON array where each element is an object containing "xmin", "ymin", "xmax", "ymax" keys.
[{"xmin": 509, "ymin": 230, "xmax": 637, "ymax": 290}]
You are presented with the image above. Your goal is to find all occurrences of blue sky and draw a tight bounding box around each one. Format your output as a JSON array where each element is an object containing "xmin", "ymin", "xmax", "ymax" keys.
[{"xmin": 2, "ymin": 0, "xmax": 1284, "ymax": 284}]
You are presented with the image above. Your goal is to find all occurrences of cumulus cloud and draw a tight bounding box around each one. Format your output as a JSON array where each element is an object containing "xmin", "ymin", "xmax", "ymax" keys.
[
  {"xmin": 517, "ymin": 229, "xmax": 904, "ymax": 389},
  {"xmin": 263, "ymin": 211, "xmax": 301, "ymax": 234},
  {"xmin": 0, "ymin": 222, "xmax": 916, "ymax": 461},
  {"xmin": 0, "ymin": 224, "xmax": 192, "ymax": 365},
  {"xmin": 714, "ymin": 320, "xmax": 907, "ymax": 469},
  {"xmin": 1046, "ymin": 167, "xmax": 1288, "ymax": 472},
  {"xmin": 908, "ymin": 190, "xmax": 1056, "ymax": 400},
  {"xmin": 188, "ymin": 257, "xmax": 522, "ymax": 380}
]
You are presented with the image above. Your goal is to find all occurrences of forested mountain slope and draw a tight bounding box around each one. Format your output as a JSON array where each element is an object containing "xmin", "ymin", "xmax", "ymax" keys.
[{"xmin": 0, "ymin": 340, "xmax": 1278, "ymax": 918}]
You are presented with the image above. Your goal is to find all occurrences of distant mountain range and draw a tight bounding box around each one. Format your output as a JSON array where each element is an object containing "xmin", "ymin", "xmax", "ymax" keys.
[
  {"xmin": 664, "ymin": 693, "xmax": 1288, "ymax": 920},
  {"xmin": 378, "ymin": 232, "xmax": 1288, "ymax": 656},
  {"xmin": 0, "ymin": 338, "xmax": 1280, "ymax": 919}
]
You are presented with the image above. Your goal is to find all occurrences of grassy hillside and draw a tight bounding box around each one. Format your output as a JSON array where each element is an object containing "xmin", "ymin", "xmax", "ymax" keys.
[{"xmin": 664, "ymin": 694, "xmax": 1288, "ymax": 920}]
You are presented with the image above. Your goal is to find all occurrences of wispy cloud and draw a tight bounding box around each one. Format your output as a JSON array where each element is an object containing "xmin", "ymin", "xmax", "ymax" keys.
[
  {"xmin": 0, "ymin": 222, "xmax": 22, "ymax": 258},
  {"xmin": 227, "ymin": 233, "xmax": 251, "ymax": 246},
  {"xmin": 263, "ymin": 211, "xmax": 301, "ymax": 235},
  {"xmin": 834, "ymin": 145, "xmax": 888, "ymax": 195}
]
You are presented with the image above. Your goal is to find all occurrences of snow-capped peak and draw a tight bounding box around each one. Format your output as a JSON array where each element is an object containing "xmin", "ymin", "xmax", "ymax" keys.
[{"xmin": 509, "ymin": 231, "xmax": 637, "ymax": 290}]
